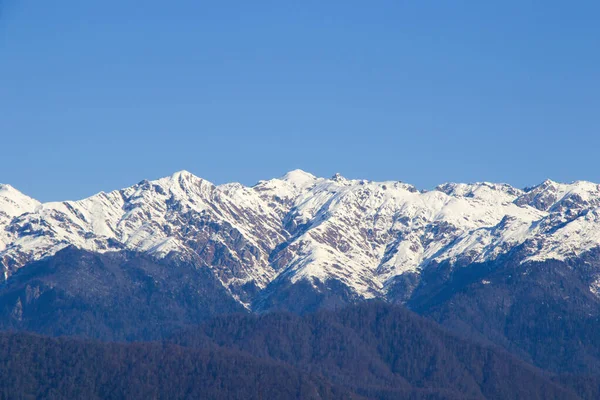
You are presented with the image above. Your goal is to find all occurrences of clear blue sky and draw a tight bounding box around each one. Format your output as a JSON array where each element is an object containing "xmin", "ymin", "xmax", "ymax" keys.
[{"xmin": 1, "ymin": 1, "xmax": 599, "ymax": 201}]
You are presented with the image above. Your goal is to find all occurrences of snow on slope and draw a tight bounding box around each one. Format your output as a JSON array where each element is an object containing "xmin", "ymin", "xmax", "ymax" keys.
[
  {"xmin": 2, "ymin": 171, "xmax": 600, "ymax": 302},
  {"xmin": 0, "ymin": 185, "xmax": 40, "ymax": 254},
  {"xmin": 0, "ymin": 172, "xmax": 289, "ymax": 303},
  {"xmin": 0, "ymin": 185, "xmax": 40, "ymax": 219}
]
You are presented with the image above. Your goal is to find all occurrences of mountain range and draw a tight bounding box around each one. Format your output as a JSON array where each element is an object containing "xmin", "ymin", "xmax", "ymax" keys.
[
  {"xmin": 2, "ymin": 170, "xmax": 600, "ymax": 308},
  {"xmin": 2, "ymin": 170, "xmax": 600, "ymax": 386}
]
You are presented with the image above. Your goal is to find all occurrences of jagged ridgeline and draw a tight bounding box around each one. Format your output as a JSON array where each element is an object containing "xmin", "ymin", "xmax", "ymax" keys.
[{"xmin": 2, "ymin": 170, "xmax": 600, "ymax": 307}]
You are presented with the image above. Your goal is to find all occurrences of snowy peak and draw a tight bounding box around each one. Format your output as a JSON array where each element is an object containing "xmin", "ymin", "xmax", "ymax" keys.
[
  {"xmin": 0, "ymin": 184, "xmax": 40, "ymax": 218},
  {"xmin": 253, "ymin": 170, "xmax": 318, "ymax": 211},
  {"xmin": 171, "ymin": 169, "xmax": 196, "ymax": 179},
  {"xmin": 0, "ymin": 184, "xmax": 40, "ymax": 254},
  {"xmin": 330, "ymin": 172, "xmax": 348, "ymax": 184},
  {"xmin": 281, "ymin": 169, "xmax": 317, "ymax": 186},
  {"xmin": 154, "ymin": 170, "xmax": 214, "ymax": 196},
  {"xmin": 516, "ymin": 179, "xmax": 600, "ymax": 211}
]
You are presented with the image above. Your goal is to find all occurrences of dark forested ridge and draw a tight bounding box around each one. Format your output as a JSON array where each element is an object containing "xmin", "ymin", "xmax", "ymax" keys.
[
  {"xmin": 0, "ymin": 247, "xmax": 245, "ymax": 341},
  {"xmin": 0, "ymin": 331, "xmax": 359, "ymax": 400},
  {"xmin": 172, "ymin": 302, "xmax": 588, "ymax": 399},
  {"xmin": 1, "ymin": 303, "xmax": 594, "ymax": 400},
  {"xmin": 408, "ymin": 254, "xmax": 600, "ymax": 374},
  {"xmin": 3, "ymin": 248, "xmax": 600, "ymax": 398}
]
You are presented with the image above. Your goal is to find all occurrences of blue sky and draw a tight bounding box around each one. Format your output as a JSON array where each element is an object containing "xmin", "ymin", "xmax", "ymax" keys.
[{"xmin": 1, "ymin": 1, "xmax": 599, "ymax": 201}]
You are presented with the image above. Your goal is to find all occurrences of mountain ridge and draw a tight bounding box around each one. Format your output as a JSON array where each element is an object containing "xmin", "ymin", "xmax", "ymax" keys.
[{"xmin": 2, "ymin": 170, "xmax": 600, "ymax": 308}]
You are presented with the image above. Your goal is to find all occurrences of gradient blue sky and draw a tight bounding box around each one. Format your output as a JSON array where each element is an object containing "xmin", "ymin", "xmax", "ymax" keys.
[{"xmin": 1, "ymin": 1, "xmax": 599, "ymax": 201}]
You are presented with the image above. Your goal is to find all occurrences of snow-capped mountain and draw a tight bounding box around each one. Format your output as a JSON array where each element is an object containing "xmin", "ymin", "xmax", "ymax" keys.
[
  {"xmin": 1, "ymin": 170, "xmax": 600, "ymax": 306},
  {"xmin": 0, "ymin": 185, "xmax": 41, "ymax": 275}
]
